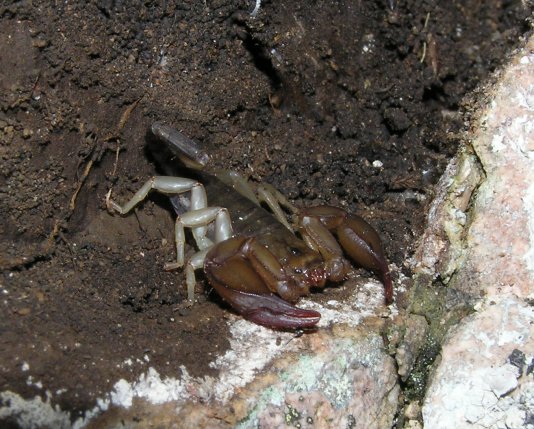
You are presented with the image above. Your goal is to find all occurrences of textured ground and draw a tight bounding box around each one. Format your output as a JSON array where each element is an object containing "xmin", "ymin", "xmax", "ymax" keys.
[{"xmin": 0, "ymin": 0, "xmax": 530, "ymax": 427}]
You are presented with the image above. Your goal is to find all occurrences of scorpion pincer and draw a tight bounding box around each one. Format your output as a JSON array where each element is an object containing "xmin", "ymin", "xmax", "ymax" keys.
[{"xmin": 107, "ymin": 123, "xmax": 393, "ymax": 329}]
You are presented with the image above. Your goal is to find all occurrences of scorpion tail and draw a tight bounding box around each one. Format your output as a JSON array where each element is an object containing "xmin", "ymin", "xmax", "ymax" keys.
[
  {"xmin": 151, "ymin": 122, "xmax": 210, "ymax": 171},
  {"xmin": 210, "ymin": 281, "xmax": 321, "ymax": 329}
]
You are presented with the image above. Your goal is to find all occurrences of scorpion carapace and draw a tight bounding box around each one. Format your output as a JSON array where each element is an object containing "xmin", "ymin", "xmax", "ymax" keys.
[{"xmin": 106, "ymin": 123, "xmax": 393, "ymax": 329}]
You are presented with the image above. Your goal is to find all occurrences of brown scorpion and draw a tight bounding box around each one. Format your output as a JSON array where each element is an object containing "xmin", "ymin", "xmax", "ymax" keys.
[{"xmin": 107, "ymin": 123, "xmax": 393, "ymax": 329}]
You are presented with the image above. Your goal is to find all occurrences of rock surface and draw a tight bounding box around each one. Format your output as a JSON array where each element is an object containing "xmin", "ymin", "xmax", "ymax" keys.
[{"xmin": 420, "ymin": 36, "xmax": 534, "ymax": 429}]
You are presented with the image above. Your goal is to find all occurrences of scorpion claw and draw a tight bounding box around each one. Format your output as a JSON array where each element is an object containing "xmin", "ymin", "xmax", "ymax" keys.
[
  {"xmin": 211, "ymin": 282, "xmax": 321, "ymax": 329},
  {"xmin": 337, "ymin": 214, "xmax": 394, "ymax": 304},
  {"xmin": 299, "ymin": 206, "xmax": 394, "ymax": 305},
  {"xmin": 244, "ymin": 296, "xmax": 321, "ymax": 329}
]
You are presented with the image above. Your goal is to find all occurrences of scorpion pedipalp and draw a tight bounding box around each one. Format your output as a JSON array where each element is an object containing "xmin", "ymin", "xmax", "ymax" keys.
[
  {"xmin": 299, "ymin": 205, "xmax": 393, "ymax": 304},
  {"xmin": 203, "ymin": 236, "xmax": 322, "ymax": 328},
  {"xmin": 207, "ymin": 286, "xmax": 321, "ymax": 329}
]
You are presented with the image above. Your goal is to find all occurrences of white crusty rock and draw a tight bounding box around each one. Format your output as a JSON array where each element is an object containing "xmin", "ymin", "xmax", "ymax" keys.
[{"xmin": 423, "ymin": 296, "xmax": 534, "ymax": 429}]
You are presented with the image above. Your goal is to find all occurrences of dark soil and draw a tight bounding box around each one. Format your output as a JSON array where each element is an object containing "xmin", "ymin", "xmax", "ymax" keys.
[{"xmin": 0, "ymin": 0, "xmax": 530, "ymax": 422}]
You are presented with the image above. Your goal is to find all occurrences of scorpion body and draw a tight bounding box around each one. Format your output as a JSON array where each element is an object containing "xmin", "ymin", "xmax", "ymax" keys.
[{"xmin": 107, "ymin": 123, "xmax": 393, "ymax": 329}]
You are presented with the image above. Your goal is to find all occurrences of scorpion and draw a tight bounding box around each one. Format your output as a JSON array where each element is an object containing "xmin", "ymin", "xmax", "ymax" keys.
[{"xmin": 106, "ymin": 123, "xmax": 393, "ymax": 329}]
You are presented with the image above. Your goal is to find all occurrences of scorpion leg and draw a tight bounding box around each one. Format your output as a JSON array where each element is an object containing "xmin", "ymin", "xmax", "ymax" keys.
[
  {"xmin": 214, "ymin": 169, "xmax": 261, "ymax": 206},
  {"xmin": 107, "ymin": 176, "xmax": 219, "ymax": 271},
  {"xmin": 299, "ymin": 206, "xmax": 393, "ymax": 304},
  {"xmin": 165, "ymin": 207, "xmax": 233, "ymax": 270},
  {"xmin": 214, "ymin": 170, "xmax": 297, "ymax": 233},
  {"xmin": 256, "ymin": 183, "xmax": 298, "ymax": 232},
  {"xmin": 107, "ymin": 176, "xmax": 202, "ymax": 214},
  {"xmin": 185, "ymin": 248, "xmax": 210, "ymax": 301},
  {"xmin": 167, "ymin": 206, "xmax": 233, "ymax": 301}
]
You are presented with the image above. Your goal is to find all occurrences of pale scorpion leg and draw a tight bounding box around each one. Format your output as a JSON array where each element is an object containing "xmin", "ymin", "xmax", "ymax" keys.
[
  {"xmin": 185, "ymin": 248, "xmax": 210, "ymax": 301},
  {"xmin": 171, "ymin": 206, "xmax": 233, "ymax": 300},
  {"xmin": 257, "ymin": 183, "xmax": 298, "ymax": 232},
  {"xmin": 214, "ymin": 169, "xmax": 261, "ymax": 206},
  {"xmin": 215, "ymin": 170, "xmax": 296, "ymax": 233},
  {"xmin": 107, "ymin": 176, "xmax": 214, "ymax": 269}
]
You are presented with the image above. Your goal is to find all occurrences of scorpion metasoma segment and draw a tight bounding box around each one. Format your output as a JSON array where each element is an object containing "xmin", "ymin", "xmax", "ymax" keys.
[{"xmin": 106, "ymin": 123, "xmax": 393, "ymax": 329}]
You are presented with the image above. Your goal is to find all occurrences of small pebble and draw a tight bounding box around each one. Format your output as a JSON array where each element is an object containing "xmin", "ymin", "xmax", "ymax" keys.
[
  {"xmin": 177, "ymin": 306, "xmax": 191, "ymax": 317},
  {"xmin": 404, "ymin": 401, "xmax": 421, "ymax": 419},
  {"xmin": 16, "ymin": 307, "xmax": 31, "ymax": 316},
  {"xmin": 32, "ymin": 38, "xmax": 48, "ymax": 48}
]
